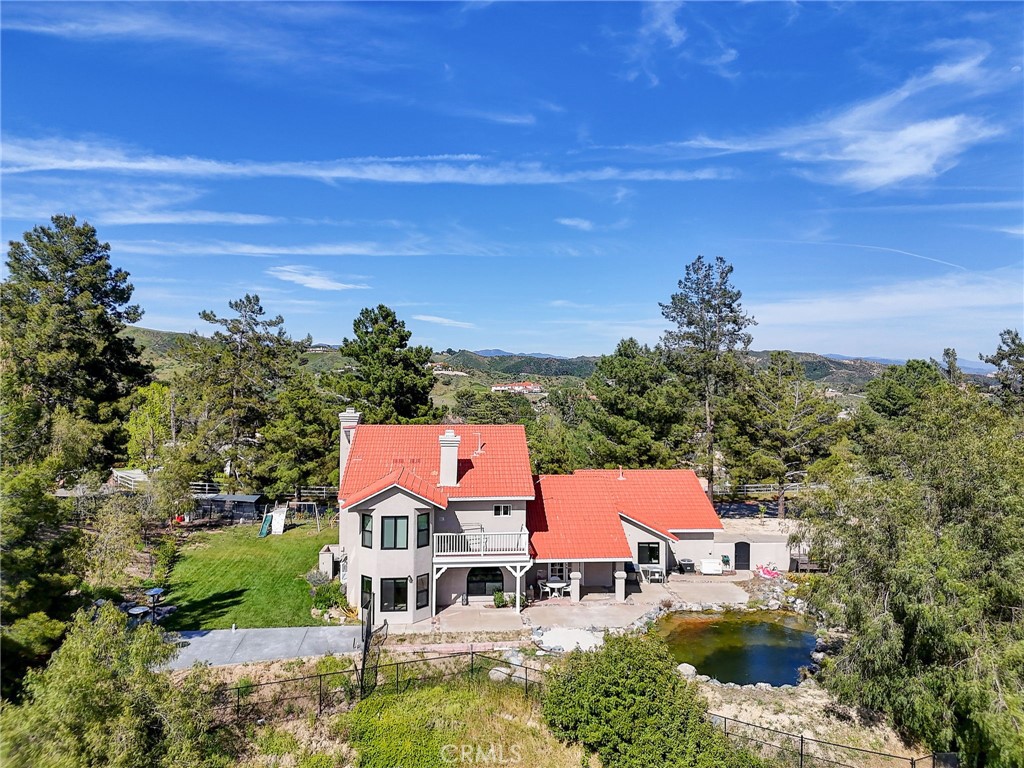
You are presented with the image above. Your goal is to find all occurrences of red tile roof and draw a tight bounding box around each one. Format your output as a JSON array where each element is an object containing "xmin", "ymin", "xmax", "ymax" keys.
[
  {"xmin": 527, "ymin": 474, "xmax": 632, "ymax": 561},
  {"xmin": 527, "ymin": 469, "xmax": 722, "ymax": 561},
  {"xmin": 575, "ymin": 469, "xmax": 723, "ymax": 535},
  {"xmin": 342, "ymin": 467, "xmax": 449, "ymax": 509},
  {"xmin": 339, "ymin": 424, "xmax": 534, "ymax": 505}
]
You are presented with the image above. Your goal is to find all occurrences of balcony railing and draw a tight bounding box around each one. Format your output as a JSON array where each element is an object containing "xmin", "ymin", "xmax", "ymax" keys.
[{"xmin": 433, "ymin": 530, "xmax": 530, "ymax": 558}]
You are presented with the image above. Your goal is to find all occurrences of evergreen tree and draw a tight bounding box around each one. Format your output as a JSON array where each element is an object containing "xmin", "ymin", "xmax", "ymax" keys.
[
  {"xmin": 0, "ymin": 215, "xmax": 149, "ymax": 472},
  {"xmin": 864, "ymin": 359, "xmax": 946, "ymax": 419},
  {"xmin": 660, "ymin": 255, "xmax": 756, "ymax": 499},
  {"xmin": 331, "ymin": 304, "xmax": 439, "ymax": 423},
  {"xmin": 259, "ymin": 372, "xmax": 341, "ymax": 499},
  {"xmin": 981, "ymin": 328, "xmax": 1024, "ymax": 410},
  {"xmin": 580, "ymin": 338, "xmax": 694, "ymax": 469},
  {"xmin": 724, "ymin": 352, "xmax": 844, "ymax": 517},
  {"xmin": 125, "ymin": 381, "xmax": 172, "ymax": 471},
  {"xmin": 174, "ymin": 294, "xmax": 309, "ymax": 492}
]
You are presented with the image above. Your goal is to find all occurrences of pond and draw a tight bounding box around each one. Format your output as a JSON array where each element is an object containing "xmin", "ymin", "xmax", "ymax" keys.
[{"xmin": 653, "ymin": 611, "xmax": 817, "ymax": 686}]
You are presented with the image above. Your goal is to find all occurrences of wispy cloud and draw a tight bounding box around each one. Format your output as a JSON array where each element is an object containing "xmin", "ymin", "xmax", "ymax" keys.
[
  {"xmin": 412, "ymin": 314, "xmax": 475, "ymax": 329},
  {"xmin": 555, "ymin": 217, "xmax": 594, "ymax": 231},
  {"xmin": 1, "ymin": 180, "xmax": 281, "ymax": 226},
  {"xmin": 3, "ymin": 135, "xmax": 731, "ymax": 186},
  {"xmin": 751, "ymin": 239, "xmax": 967, "ymax": 271},
  {"xmin": 452, "ymin": 108, "xmax": 537, "ymax": 126},
  {"xmin": 548, "ymin": 299, "xmax": 595, "ymax": 309},
  {"xmin": 111, "ymin": 238, "xmax": 434, "ymax": 258},
  {"xmin": 624, "ymin": 2, "xmax": 687, "ymax": 86},
  {"xmin": 266, "ymin": 265, "xmax": 370, "ymax": 291},
  {"xmin": 675, "ymin": 48, "xmax": 1008, "ymax": 189}
]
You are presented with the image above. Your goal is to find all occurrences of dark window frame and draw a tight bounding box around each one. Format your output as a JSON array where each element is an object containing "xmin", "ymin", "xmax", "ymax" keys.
[
  {"xmin": 381, "ymin": 578, "xmax": 408, "ymax": 612},
  {"xmin": 360, "ymin": 576, "xmax": 372, "ymax": 611},
  {"xmin": 381, "ymin": 516, "xmax": 409, "ymax": 550},
  {"xmin": 417, "ymin": 512, "xmax": 430, "ymax": 548},
  {"xmin": 638, "ymin": 542, "xmax": 660, "ymax": 565},
  {"xmin": 493, "ymin": 504, "xmax": 511, "ymax": 517},
  {"xmin": 361, "ymin": 514, "xmax": 372, "ymax": 548},
  {"xmin": 416, "ymin": 573, "xmax": 429, "ymax": 609}
]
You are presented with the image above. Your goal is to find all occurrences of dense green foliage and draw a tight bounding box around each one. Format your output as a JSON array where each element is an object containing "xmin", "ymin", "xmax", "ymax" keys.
[
  {"xmin": 803, "ymin": 381, "xmax": 1024, "ymax": 766},
  {"xmin": 980, "ymin": 328, "xmax": 1024, "ymax": 409},
  {"xmin": 544, "ymin": 633, "xmax": 771, "ymax": 768},
  {"xmin": 1, "ymin": 215, "xmax": 150, "ymax": 472},
  {"xmin": 332, "ymin": 304, "xmax": 439, "ymax": 424},
  {"xmin": 724, "ymin": 351, "xmax": 844, "ymax": 516},
  {"xmin": 0, "ymin": 605, "xmax": 231, "ymax": 768}
]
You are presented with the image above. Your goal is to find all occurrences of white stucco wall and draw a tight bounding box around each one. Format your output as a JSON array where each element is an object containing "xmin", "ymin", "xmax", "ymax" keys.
[
  {"xmin": 620, "ymin": 516, "xmax": 671, "ymax": 570},
  {"xmin": 670, "ymin": 532, "xmax": 717, "ymax": 563}
]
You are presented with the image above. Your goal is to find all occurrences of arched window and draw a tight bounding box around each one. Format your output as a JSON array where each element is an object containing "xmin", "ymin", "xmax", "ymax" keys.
[{"xmin": 467, "ymin": 567, "xmax": 504, "ymax": 597}]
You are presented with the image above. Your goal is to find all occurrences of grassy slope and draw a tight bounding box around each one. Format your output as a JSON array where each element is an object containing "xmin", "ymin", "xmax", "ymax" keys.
[{"xmin": 164, "ymin": 522, "xmax": 338, "ymax": 631}]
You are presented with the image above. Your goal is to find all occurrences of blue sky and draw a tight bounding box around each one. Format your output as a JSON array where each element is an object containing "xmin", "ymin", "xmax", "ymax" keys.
[{"xmin": 2, "ymin": 2, "xmax": 1021, "ymax": 362}]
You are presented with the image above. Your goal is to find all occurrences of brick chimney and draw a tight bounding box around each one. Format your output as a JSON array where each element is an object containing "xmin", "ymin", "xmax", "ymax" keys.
[
  {"xmin": 438, "ymin": 429, "xmax": 461, "ymax": 487},
  {"xmin": 338, "ymin": 408, "xmax": 362, "ymax": 484}
]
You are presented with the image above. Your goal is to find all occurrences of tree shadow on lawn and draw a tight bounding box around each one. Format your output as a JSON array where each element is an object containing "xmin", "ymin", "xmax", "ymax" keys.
[{"xmin": 163, "ymin": 586, "xmax": 248, "ymax": 631}]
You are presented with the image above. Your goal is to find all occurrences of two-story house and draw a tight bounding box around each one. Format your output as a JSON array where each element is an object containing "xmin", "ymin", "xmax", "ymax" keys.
[{"xmin": 336, "ymin": 409, "xmax": 728, "ymax": 625}]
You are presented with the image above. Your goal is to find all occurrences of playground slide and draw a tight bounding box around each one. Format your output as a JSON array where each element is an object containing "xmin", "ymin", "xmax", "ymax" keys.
[{"xmin": 258, "ymin": 513, "xmax": 273, "ymax": 538}]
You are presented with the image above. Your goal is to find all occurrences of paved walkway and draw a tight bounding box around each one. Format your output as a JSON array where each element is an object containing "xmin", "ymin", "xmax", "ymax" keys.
[{"xmin": 166, "ymin": 626, "xmax": 362, "ymax": 670}]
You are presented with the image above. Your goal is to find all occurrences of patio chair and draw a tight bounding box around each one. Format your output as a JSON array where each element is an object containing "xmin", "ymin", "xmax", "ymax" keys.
[{"xmin": 539, "ymin": 581, "xmax": 552, "ymax": 599}]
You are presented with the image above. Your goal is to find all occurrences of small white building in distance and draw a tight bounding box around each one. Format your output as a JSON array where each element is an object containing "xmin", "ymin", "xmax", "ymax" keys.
[{"xmin": 490, "ymin": 381, "xmax": 544, "ymax": 394}]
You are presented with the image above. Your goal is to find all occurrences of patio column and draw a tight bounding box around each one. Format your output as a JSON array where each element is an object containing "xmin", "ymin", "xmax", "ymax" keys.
[
  {"xmin": 431, "ymin": 565, "xmax": 448, "ymax": 618},
  {"xmin": 505, "ymin": 564, "xmax": 531, "ymax": 612},
  {"xmin": 614, "ymin": 565, "xmax": 626, "ymax": 602},
  {"xmin": 569, "ymin": 569, "xmax": 582, "ymax": 603}
]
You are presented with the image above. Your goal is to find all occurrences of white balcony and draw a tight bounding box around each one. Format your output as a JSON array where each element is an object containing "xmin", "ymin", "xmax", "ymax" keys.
[{"xmin": 433, "ymin": 530, "xmax": 530, "ymax": 563}]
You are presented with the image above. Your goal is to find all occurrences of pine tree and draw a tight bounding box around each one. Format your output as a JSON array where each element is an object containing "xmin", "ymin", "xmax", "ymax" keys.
[{"xmin": 660, "ymin": 255, "xmax": 756, "ymax": 499}]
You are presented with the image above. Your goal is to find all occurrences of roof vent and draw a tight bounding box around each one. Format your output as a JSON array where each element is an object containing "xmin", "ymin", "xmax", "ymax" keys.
[{"xmin": 617, "ymin": 466, "xmax": 625, "ymax": 481}]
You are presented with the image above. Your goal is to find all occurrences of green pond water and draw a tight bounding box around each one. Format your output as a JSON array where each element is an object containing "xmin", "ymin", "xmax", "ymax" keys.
[{"xmin": 653, "ymin": 611, "xmax": 817, "ymax": 686}]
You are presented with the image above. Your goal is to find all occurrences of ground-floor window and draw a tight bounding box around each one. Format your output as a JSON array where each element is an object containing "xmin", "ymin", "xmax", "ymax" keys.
[
  {"xmin": 638, "ymin": 542, "xmax": 660, "ymax": 565},
  {"xmin": 416, "ymin": 573, "xmax": 429, "ymax": 609},
  {"xmin": 360, "ymin": 575, "xmax": 372, "ymax": 611},
  {"xmin": 547, "ymin": 562, "xmax": 569, "ymax": 581},
  {"xmin": 467, "ymin": 567, "xmax": 504, "ymax": 597},
  {"xmin": 381, "ymin": 578, "xmax": 408, "ymax": 612}
]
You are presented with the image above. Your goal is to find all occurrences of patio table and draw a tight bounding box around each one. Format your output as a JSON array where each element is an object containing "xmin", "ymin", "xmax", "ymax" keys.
[
  {"xmin": 543, "ymin": 580, "xmax": 570, "ymax": 597},
  {"xmin": 640, "ymin": 565, "xmax": 665, "ymax": 583}
]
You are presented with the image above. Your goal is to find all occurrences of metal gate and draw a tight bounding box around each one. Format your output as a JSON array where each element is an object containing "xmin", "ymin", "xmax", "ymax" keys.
[
  {"xmin": 359, "ymin": 593, "xmax": 388, "ymax": 697},
  {"xmin": 734, "ymin": 541, "xmax": 751, "ymax": 571}
]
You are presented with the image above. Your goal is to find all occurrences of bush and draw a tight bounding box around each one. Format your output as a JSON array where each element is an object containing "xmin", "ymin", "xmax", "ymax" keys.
[
  {"xmin": 492, "ymin": 588, "xmax": 507, "ymax": 608},
  {"xmin": 298, "ymin": 753, "xmax": 337, "ymax": 768},
  {"xmin": 312, "ymin": 580, "xmax": 347, "ymax": 611},
  {"xmin": 256, "ymin": 726, "xmax": 299, "ymax": 757},
  {"xmin": 152, "ymin": 536, "xmax": 179, "ymax": 583},
  {"xmin": 543, "ymin": 633, "xmax": 771, "ymax": 768},
  {"xmin": 305, "ymin": 568, "xmax": 331, "ymax": 587}
]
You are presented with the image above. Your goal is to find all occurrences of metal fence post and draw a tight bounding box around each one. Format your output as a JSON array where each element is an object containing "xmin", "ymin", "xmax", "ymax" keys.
[
  {"xmin": 471, "ymin": 650, "xmax": 475, "ymax": 677},
  {"xmin": 723, "ymin": 717, "xmax": 727, "ymax": 736},
  {"xmin": 235, "ymin": 686, "xmax": 240, "ymax": 719},
  {"xmin": 395, "ymin": 662, "xmax": 400, "ymax": 694},
  {"xmin": 799, "ymin": 735, "xmax": 804, "ymax": 768},
  {"xmin": 318, "ymin": 674, "xmax": 324, "ymax": 715},
  {"xmin": 524, "ymin": 665, "xmax": 529, "ymax": 696}
]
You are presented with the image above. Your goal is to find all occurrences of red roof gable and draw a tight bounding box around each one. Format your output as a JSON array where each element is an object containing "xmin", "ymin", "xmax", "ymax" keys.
[
  {"xmin": 339, "ymin": 424, "xmax": 534, "ymax": 505},
  {"xmin": 527, "ymin": 474, "xmax": 632, "ymax": 561},
  {"xmin": 527, "ymin": 469, "xmax": 722, "ymax": 562},
  {"xmin": 342, "ymin": 467, "xmax": 449, "ymax": 509}
]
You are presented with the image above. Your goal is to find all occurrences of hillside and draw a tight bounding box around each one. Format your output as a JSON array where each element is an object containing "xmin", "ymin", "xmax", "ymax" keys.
[{"xmin": 123, "ymin": 327, "xmax": 975, "ymax": 394}]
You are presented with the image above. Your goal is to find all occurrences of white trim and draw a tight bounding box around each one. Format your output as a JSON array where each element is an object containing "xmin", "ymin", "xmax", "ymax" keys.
[
  {"xmin": 619, "ymin": 514, "xmax": 675, "ymax": 542},
  {"xmin": 342, "ymin": 485, "xmax": 445, "ymax": 511},
  {"xmin": 668, "ymin": 528, "xmax": 723, "ymax": 534},
  {"xmin": 533, "ymin": 556, "xmax": 625, "ymax": 563}
]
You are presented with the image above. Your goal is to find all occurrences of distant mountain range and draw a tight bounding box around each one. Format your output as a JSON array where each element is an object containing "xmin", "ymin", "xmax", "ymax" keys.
[
  {"xmin": 825, "ymin": 353, "xmax": 992, "ymax": 375},
  {"xmin": 122, "ymin": 326, "xmax": 992, "ymax": 391},
  {"xmin": 473, "ymin": 349, "xmax": 568, "ymax": 359}
]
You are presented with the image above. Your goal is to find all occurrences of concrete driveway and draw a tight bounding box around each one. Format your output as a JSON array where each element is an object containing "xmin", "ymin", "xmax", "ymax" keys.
[
  {"xmin": 664, "ymin": 580, "xmax": 749, "ymax": 606},
  {"xmin": 166, "ymin": 625, "xmax": 362, "ymax": 670}
]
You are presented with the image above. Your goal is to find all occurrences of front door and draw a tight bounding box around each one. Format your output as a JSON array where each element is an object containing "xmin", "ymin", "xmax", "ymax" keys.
[
  {"xmin": 467, "ymin": 567, "xmax": 504, "ymax": 597},
  {"xmin": 734, "ymin": 542, "xmax": 751, "ymax": 571}
]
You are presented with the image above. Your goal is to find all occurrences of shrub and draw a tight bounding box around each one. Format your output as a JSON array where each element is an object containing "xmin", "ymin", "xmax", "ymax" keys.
[
  {"xmin": 236, "ymin": 676, "xmax": 256, "ymax": 700},
  {"xmin": 492, "ymin": 588, "xmax": 507, "ymax": 608},
  {"xmin": 298, "ymin": 753, "xmax": 337, "ymax": 768},
  {"xmin": 152, "ymin": 536, "xmax": 179, "ymax": 583},
  {"xmin": 543, "ymin": 633, "xmax": 771, "ymax": 768},
  {"xmin": 256, "ymin": 726, "xmax": 299, "ymax": 757},
  {"xmin": 312, "ymin": 580, "xmax": 347, "ymax": 611},
  {"xmin": 305, "ymin": 568, "xmax": 331, "ymax": 587}
]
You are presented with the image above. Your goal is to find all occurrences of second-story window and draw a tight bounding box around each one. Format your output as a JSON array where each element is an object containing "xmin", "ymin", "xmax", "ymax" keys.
[
  {"xmin": 493, "ymin": 504, "xmax": 511, "ymax": 516},
  {"xmin": 417, "ymin": 512, "xmax": 430, "ymax": 548},
  {"xmin": 381, "ymin": 516, "xmax": 408, "ymax": 550},
  {"xmin": 361, "ymin": 514, "xmax": 372, "ymax": 548}
]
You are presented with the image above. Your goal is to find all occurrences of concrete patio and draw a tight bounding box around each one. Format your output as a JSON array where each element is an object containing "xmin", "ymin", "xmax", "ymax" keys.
[
  {"xmin": 166, "ymin": 625, "xmax": 362, "ymax": 670},
  {"xmin": 386, "ymin": 603, "xmax": 528, "ymax": 635}
]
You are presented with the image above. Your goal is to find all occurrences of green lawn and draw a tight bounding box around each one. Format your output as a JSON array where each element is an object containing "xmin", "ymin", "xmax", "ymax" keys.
[{"xmin": 164, "ymin": 522, "xmax": 338, "ymax": 631}]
